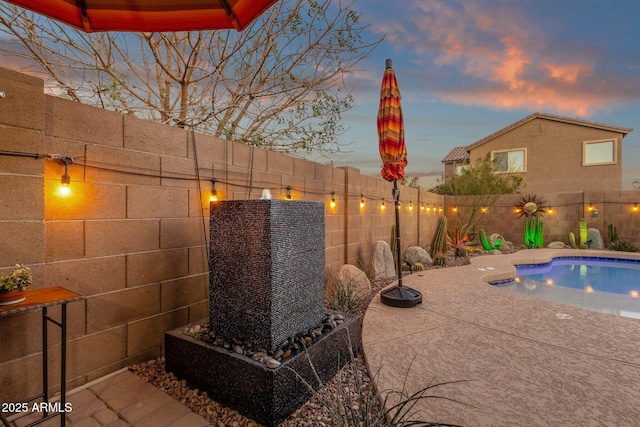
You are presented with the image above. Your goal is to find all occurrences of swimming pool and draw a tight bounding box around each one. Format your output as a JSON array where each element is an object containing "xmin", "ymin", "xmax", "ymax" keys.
[{"xmin": 498, "ymin": 256, "xmax": 640, "ymax": 319}]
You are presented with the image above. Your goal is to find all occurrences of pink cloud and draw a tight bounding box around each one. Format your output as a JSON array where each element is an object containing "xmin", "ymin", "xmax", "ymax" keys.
[{"xmin": 374, "ymin": 0, "xmax": 618, "ymax": 117}]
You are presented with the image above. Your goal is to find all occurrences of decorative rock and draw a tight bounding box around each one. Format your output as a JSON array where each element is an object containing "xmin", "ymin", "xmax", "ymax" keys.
[
  {"xmin": 500, "ymin": 241, "xmax": 515, "ymax": 254},
  {"xmin": 587, "ymin": 228, "xmax": 605, "ymax": 249},
  {"xmin": 266, "ymin": 358, "xmax": 281, "ymax": 369},
  {"xmin": 372, "ymin": 241, "xmax": 396, "ymax": 280},
  {"xmin": 182, "ymin": 312, "xmax": 349, "ymax": 369},
  {"xmin": 548, "ymin": 241, "xmax": 566, "ymax": 249},
  {"xmin": 489, "ymin": 249, "xmax": 502, "ymax": 255},
  {"xmin": 252, "ymin": 351, "xmax": 267, "ymax": 361},
  {"xmin": 332, "ymin": 264, "xmax": 371, "ymax": 299},
  {"xmin": 404, "ymin": 246, "xmax": 433, "ymax": 266}
]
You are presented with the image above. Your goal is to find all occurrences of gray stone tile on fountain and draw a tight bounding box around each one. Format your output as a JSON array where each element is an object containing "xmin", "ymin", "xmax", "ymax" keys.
[{"xmin": 364, "ymin": 320, "xmax": 640, "ymax": 427}]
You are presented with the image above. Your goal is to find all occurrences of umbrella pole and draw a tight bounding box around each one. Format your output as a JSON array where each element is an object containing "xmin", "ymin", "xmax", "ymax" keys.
[
  {"xmin": 380, "ymin": 181, "xmax": 423, "ymax": 308},
  {"xmin": 393, "ymin": 180, "xmax": 403, "ymax": 286}
]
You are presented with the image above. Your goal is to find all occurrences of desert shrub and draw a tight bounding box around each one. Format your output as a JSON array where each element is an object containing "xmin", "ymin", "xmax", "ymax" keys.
[
  {"xmin": 609, "ymin": 240, "xmax": 639, "ymax": 252},
  {"xmin": 291, "ymin": 334, "xmax": 469, "ymax": 427},
  {"xmin": 325, "ymin": 273, "xmax": 368, "ymax": 314}
]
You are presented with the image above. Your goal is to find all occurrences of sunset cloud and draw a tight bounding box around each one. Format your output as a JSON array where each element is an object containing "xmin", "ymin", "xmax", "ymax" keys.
[{"xmin": 365, "ymin": 0, "xmax": 636, "ymax": 118}]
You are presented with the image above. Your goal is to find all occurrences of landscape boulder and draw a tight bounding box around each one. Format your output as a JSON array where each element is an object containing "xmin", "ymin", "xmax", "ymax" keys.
[
  {"xmin": 372, "ymin": 241, "xmax": 396, "ymax": 280},
  {"xmin": 548, "ymin": 241, "xmax": 566, "ymax": 249},
  {"xmin": 404, "ymin": 246, "xmax": 433, "ymax": 266},
  {"xmin": 587, "ymin": 228, "xmax": 605, "ymax": 249},
  {"xmin": 333, "ymin": 264, "xmax": 371, "ymax": 299}
]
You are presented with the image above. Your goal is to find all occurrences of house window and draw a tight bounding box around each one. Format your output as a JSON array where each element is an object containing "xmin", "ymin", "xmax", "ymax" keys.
[
  {"xmin": 583, "ymin": 139, "xmax": 616, "ymax": 166},
  {"xmin": 492, "ymin": 149, "xmax": 526, "ymax": 172},
  {"xmin": 454, "ymin": 164, "xmax": 469, "ymax": 175}
]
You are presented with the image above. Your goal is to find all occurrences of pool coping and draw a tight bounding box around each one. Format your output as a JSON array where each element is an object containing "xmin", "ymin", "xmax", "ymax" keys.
[{"xmin": 362, "ymin": 248, "xmax": 640, "ymax": 426}]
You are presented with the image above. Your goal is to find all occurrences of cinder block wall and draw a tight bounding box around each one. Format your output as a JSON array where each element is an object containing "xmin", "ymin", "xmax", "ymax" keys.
[
  {"xmin": 0, "ymin": 67, "xmax": 442, "ymax": 401},
  {"xmin": 446, "ymin": 191, "xmax": 640, "ymax": 246}
]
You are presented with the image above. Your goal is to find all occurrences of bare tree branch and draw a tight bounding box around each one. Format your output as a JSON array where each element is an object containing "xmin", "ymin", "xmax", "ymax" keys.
[{"xmin": 0, "ymin": 0, "xmax": 381, "ymax": 154}]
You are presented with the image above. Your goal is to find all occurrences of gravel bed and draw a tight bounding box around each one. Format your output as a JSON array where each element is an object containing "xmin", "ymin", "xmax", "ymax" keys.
[{"xmin": 129, "ymin": 253, "xmax": 474, "ymax": 426}]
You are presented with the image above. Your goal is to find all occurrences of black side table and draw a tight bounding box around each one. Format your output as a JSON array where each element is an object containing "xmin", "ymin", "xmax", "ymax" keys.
[{"xmin": 0, "ymin": 287, "xmax": 83, "ymax": 427}]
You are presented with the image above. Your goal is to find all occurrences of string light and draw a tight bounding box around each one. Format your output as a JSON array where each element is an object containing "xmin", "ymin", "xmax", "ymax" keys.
[
  {"xmin": 420, "ymin": 203, "xmax": 425, "ymax": 212},
  {"xmin": 330, "ymin": 192, "xmax": 336, "ymax": 208},
  {"xmin": 633, "ymin": 203, "xmax": 638, "ymax": 212},
  {"xmin": 548, "ymin": 206, "xmax": 554, "ymax": 214},
  {"xmin": 381, "ymin": 199, "xmax": 386, "ymax": 210},
  {"xmin": 210, "ymin": 178, "xmax": 218, "ymax": 202},
  {"xmin": 286, "ymin": 185, "xmax": 292, "ymax": 200},
  {"xmin": 408, "ymin": 201, "xmax": 413, "ymax": 211},
  {"xmin": 50, "ymin": 155, "xmax": 73, "ymax": 197},
  {"xmin": 360, "ymin": 194, "xmax": 365, "ymax": 209}
]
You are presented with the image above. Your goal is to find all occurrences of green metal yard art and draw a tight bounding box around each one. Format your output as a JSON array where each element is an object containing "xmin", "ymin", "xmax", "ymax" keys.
[{"xmin": 515, "ymin": 195, "xmax": 547, "ymax": 249}]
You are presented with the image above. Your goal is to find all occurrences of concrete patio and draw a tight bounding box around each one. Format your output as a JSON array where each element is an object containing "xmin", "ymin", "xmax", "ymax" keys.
[{"xmin": 363, "ymin": 249, "xmax": 640, "ymax": 426}]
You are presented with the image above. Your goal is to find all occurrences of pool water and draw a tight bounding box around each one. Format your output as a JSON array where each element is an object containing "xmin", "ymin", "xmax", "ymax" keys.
[{"xmin": 498, "ymin": 257, "xmax": 640, "ymax": 319}]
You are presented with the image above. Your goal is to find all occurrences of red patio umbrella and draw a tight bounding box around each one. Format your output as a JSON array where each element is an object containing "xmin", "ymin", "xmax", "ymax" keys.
[
  {"xmin": 378, "ymin": 58, "xmax": 422, "ymax": 308},
  {"xmin": 4, "ymin": 0, "xmax": 279, "ymax": 32}
]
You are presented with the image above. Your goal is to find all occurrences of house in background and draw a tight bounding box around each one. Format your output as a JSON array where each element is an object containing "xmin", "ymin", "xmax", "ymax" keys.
[{"xmin": 442, "ymin": 112, "xmax": 633, "ymax": 194}]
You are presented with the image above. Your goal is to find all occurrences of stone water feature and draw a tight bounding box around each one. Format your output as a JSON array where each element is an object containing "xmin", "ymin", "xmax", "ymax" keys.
[{"xmin": 165, "ymin": 200, "xmax": 361, "ymax": 426}]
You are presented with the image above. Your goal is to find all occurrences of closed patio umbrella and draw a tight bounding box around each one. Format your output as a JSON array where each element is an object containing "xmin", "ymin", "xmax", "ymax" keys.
[
  {"xmin": 4, "ymin": 0, "xmax": 279, "ymax": 32},
  {"xmin": 378, "ymin": 58, "xmax": 422, "ymax": 308}
]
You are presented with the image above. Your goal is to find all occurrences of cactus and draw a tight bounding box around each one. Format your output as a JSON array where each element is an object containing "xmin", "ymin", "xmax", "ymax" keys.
[
  {"xmin": 430, "ymin": 215, "xmax": 448, "ymax": 256},
  {"xmin": 578, "ymin": 218, "xmax": 587, "ymax": 249},
  {"xmin": 568, "ymin": 232, "xmax": 577, "ymax": 249},
  {"xmin": 524, "ymin": 213, "xmax": 544, "ymax": 248},
  {"xmin": 608, "ymin": 224, "xmax": 618, "ymax": 246},
  {"xmin": 494, "ymin": 236, "xmax": 502, "ymax": 250},
  {"xmin": 479, "ymin": 229, "xmax": 492, "ymax": 251},
  {"xmin": 433, "ymin": 255, "xmax": 447, "ymax": 266}
]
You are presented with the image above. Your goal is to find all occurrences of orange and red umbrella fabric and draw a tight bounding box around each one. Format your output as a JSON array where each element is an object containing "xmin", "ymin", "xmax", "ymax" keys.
[
  {"xmin": 378, "ymin": 58, "xmax": 407, "ymax": 182},
  {"xmin": 4, "ymin": 0, "xmax": 279, "ymax": 32}
]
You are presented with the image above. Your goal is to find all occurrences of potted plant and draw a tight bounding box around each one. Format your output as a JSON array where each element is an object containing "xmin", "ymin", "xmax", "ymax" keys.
[{"xmin": 0, "ymin": 264, "xmax": 32, "ymax": 306}]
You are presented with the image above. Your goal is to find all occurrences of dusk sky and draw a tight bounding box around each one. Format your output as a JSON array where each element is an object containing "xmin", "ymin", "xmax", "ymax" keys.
[{"xmin": 324, "ymin": 0, "xmax": 640, "ymax": 189}]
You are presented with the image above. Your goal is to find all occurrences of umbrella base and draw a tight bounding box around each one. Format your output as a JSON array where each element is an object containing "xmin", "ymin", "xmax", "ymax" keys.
[{"xmin": 380, "ymin": 285, "xmax": 422, "ymax": 308}]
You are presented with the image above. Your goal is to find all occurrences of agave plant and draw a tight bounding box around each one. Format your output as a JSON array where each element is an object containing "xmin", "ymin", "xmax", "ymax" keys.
[{"xmin": 609, "ymin": 240, "xmax": 639, "ymax": 252}]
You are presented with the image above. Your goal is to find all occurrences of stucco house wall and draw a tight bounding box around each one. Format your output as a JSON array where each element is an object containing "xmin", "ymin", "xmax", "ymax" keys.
[{"xmin": 443, "ymin": 113, "xmax": 632, "ymax": 195}]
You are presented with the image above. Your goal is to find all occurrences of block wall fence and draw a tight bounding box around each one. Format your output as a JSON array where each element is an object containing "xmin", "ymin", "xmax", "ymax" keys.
[
  {"xmin": 0, "ymin": 67, "xmax": 441, "ymax": 400},
  {"xmin": 3, "ymin": 66, "xmax": 640, "ymax": 401}
]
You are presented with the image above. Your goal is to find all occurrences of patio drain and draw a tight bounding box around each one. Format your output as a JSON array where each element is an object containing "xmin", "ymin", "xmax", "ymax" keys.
[{"xmin": 556, "ymin": 313, "xmax": 573, "ymax": 319}]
